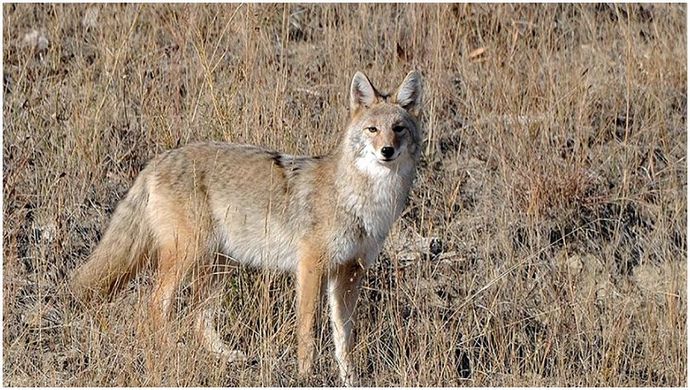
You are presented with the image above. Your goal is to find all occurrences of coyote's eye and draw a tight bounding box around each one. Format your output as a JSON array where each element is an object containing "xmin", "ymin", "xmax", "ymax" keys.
[
  {"xmin": 393, "ymin": 126, "xmax": 407, "ymax": 133},
  {"xmin": 366, "ymin": 126, "xmax": 378, "ymax": 133}
]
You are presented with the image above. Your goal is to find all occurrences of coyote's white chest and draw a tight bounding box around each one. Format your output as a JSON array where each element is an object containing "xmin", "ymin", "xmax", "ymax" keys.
[
  {"xmin": 352, "ymin": 174, "xmax": 402, "ymax": 241},
  {"xmin": 331, "ymin": 158, "xmax": 412, "ymax": 266},
  {"xmin": 354, "ymin": 156, "xmax": 412, "ymax": 232}
]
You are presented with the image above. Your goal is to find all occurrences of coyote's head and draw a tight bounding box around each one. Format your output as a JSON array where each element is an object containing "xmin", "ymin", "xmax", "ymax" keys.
[{"xmin": 344, "ymin": 70, "xmax": 423, "ymax": 176}]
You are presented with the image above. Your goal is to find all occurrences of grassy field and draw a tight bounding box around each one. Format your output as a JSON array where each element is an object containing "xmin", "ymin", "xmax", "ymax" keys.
[{"xmin": 2, "ymin": 3, "xmax": 687, "ymax": 386}]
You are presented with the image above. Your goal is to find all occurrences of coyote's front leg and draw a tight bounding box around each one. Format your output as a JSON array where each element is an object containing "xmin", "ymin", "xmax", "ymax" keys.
[
  {"xmin": 296, "ymin": 244, "xmax": 325, "ymax": 379},
  {"xmin": 328, "ymin": 261, "xmax": 364, "ymax": 386}
]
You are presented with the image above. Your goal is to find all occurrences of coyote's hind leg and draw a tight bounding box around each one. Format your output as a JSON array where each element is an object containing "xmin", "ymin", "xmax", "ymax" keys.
[
  {"xmin": 148, "ymin": 235, "xmax": 201, "ymax": 329},
  {"xmin": 192, "ymin": 252, "xmax": 246, "ymax": 363}
]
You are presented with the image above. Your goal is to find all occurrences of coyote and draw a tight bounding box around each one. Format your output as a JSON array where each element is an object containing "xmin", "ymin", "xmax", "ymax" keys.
[{"xmin": 70, "ymin": 70, "xmax": 423, "ymax": 385}]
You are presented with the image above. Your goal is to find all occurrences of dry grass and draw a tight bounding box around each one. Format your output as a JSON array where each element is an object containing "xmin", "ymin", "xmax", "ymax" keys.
[{"xmin": 2, "ymin": 3, "xmax": 686, "ymax": 386}]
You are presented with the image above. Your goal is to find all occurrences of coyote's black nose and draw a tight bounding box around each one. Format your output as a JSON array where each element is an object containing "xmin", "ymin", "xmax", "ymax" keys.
[{"xmin": 381, "ymin": 147, "xmax": 395, "ymax": 159}]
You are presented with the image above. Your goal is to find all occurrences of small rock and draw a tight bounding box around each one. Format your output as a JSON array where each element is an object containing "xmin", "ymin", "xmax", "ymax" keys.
[
  {"xmin": 82, "ymin": 6, "xmax": 100, "ymax": 29},
  {"xmin": 595, "ymin": 281, "xmax": 614, "ymax": 306},
  {"xmin": 633, "ymin": 262, "xmax": 684, "ymax": 305},
  {"xmin": 565, "ymin": 255, "xmax": 583, "ymax": 275},
  {"xmin": 555, "ymin": 251, "xmax": 597, "ymax": 277},
  {"xmin": 22, "ymin": 30, "xmax": 49, "ymax": 52}
]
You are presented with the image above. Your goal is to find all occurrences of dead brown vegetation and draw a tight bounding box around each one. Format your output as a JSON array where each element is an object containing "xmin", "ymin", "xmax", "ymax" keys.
[{"xmin": 3, "ymin": 3, "xmax": 686, "ymax": 386}]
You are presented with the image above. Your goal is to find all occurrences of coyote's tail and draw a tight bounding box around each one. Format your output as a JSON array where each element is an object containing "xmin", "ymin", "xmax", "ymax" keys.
[{"xmin": 70, "ymin": 174, "xmax": 154, "ymax": 302}]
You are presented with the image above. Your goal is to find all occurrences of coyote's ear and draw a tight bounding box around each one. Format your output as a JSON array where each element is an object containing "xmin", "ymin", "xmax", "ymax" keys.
[
  {"xmin": 350, "ymin": 71, "xmax": 379, "ymax": 112},
  {"xmin": 394, "ymin": 71, "xmax": 423, "ymax": 117}
]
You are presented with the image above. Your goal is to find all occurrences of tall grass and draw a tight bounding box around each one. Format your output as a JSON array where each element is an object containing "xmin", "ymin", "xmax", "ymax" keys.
[{"xmin": 3, "ymin": 3, "xmax": 686, "ymax": 386}]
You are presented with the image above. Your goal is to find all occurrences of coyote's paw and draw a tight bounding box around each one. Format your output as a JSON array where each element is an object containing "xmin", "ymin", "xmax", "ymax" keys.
[
  {"xmin": 196, "ymin": 308, "xmax": 246, "ymax": 363},
  {"xmin": 204, "ymin": 336, "xmax": 247, "ymax": 363},
  {"xmin": 215, "ymin": 347, "xmax": 247, "ymax": 363}
]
